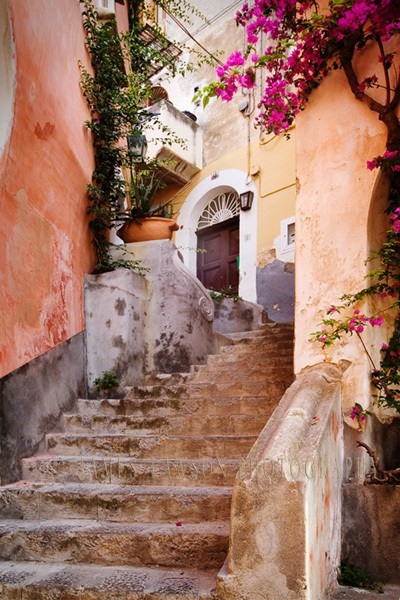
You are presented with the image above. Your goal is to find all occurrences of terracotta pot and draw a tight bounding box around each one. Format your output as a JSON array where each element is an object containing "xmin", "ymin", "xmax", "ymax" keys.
[{"xmin": 117, "ymin": 217, "xmax": 179, "ymax": 243}]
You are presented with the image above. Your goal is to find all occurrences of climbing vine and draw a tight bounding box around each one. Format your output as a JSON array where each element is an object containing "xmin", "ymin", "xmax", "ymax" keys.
[
  {"xmin": 79, "ymin": 0, "xmax": 210, "ymax": 272},
  {"xmin": 200, "ymin": 0, "xmax": 400, "ymax": 419}
]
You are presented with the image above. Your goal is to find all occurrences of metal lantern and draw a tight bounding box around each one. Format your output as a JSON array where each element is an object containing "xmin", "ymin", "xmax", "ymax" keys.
[
  {"xmin": 127, "ymin": 133, "xmax": 148, "ymax": 162},
  {"xmin": 239, "ymin": 190, "xmax": 254, "ymax": 211}
]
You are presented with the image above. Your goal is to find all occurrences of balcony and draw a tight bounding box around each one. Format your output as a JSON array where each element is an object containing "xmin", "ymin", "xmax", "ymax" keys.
[{"xmin": 146, "ymin": 100, "xmax": 202, "ymax": 185}]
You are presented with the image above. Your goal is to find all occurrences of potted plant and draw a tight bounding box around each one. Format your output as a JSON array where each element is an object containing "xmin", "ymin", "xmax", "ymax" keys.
[{"xmin": 116, "ymin": 158, "xmax": 179, "ymax": 243}]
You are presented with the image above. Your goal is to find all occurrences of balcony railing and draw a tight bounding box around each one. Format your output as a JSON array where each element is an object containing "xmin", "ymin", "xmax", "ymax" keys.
[{"xmin": 146, "ymin": 100, "xmax": 202, "ymax": 185}]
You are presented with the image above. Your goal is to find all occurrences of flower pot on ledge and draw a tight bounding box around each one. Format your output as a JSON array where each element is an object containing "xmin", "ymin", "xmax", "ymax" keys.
[{"xmin": 117, "ymin": 217, "xmax": 179, "ymax": 243}]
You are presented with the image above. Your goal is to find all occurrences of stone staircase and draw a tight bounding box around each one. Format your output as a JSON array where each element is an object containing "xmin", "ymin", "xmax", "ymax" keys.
[{"xmin": 0, "ymin": 323, "xmax": 294, "ymax": 599}]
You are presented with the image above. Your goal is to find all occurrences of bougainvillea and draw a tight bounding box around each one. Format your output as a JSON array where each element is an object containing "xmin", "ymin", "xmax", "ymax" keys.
[
  {"xmin": 200, "ymin": 0, "xmax": 400, "ymax": 142},
  {"xmin": 199, "ymin": 1, "xmax": 400, "ymax": 420}
]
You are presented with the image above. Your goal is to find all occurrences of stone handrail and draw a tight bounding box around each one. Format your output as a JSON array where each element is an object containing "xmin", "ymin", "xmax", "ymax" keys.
[
  {"xmin": 217, "ymin": 362, "xmax": 348, "ymax": 600},
  {"xmin": 172, "ymin": 248, "xmax": 214, "ymax": 322}
]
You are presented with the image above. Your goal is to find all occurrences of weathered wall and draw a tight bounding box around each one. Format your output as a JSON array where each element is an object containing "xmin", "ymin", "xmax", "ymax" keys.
[
  {"xmin": 342, "ymin": 484, "xmax": 400, "ymax": 584},
  {"xmin": 212, "ymin": 297, "xmax": 268, "ymax": 334},
  {"xmin": 217, "ymin": 363, "xmax": 344, "ymax": 600},
  {"xmin": 84, "ymin": 268, "xmax": 148, "ymax": 393},
  {"xmin": 0, "ymin": 0, "xmax": 15, "ymax": 156},
  {"xmin": 295, "ymin": 53, "xmax": 392, "ymax": 412},
  {"xmin": 0, "ymin": 0, "xmax": 98, "ymax": 378},
  {"xmin": 0, "ymin": 333, "xmax": 85, "ymax": 483},
  {"xmin": 86, "ymin": 241, "xmax": 215, "ymax": 388}
]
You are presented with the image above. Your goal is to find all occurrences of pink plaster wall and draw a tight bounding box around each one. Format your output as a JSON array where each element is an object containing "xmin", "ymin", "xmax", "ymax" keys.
[
  {"xmin": 295, "ymin": 41, "xmax": 399, "ymax": 410},
  {"xmin": 0, "ymin": 1, "xmax": 128, "ymax": 378}
]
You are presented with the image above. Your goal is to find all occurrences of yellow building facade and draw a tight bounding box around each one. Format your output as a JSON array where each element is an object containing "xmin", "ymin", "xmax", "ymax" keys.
[{"xmin": 148, "ymin": 0, "xmax": 296, "ymax": 321}]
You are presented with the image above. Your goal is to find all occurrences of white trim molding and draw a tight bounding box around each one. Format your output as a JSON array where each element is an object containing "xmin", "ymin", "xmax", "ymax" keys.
[{"xmin": 175, "ymin": 169, "xmax": 258, "ymax": 302}]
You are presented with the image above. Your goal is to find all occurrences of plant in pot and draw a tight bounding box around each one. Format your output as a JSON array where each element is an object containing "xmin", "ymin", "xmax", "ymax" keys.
[
  {"xmin": 116, "ymin": 155, "xmax": 179, "ymax": 244},
  {"xmin": 79, "ymin": 1, "xmax": 204, "ymax": 271}
]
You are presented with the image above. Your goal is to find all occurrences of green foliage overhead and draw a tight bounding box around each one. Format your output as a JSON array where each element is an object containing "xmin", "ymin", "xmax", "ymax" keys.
[{"xmin": 79, "ymin": 0, "xmax": 211, "ymax": 272}]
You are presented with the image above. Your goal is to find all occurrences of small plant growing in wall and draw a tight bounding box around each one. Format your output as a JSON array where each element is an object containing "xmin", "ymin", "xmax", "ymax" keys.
[
  {"xmin": 338, "ymin": 562, "xmax": 384, "ymax": 593},
  {"xmin": 209, "ymin": 286, "xmax": 242, "ymax": 304},
  {"xmin": 93, "ymin": 370, "xmax": 120, "ymax": 390}
]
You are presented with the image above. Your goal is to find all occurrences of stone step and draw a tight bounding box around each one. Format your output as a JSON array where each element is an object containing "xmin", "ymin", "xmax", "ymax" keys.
[
  {"xmin": 77, "ymin": 393, "xmax": 285, "ymax": 418},
  {"xmin": 223, "ymin": 338, "xmax": 294, "ymax": 352},
  {"xmin": 209, "ymin": 347, "xmax": 293, "ymax": 363},
  {"xmin": 190, "ymin": 366, "xmax": 293, "ymax": 384},
  {"xmin": 21, "ymin": 456, "xmax": 243, "ymax": 486},
  {"xmin": 124, "ymin": 384, "xmax": 189, "ymax": 400},
  {"xmin": 184, "ymin": 380, "xmax": 293, "ymax": 397},
  {"xmin": 224, "ymin": 328, "xmax": 293, "ymax": 342},
  {"xmin": 62, "ymin": 413, "xmax": 267, "ymax": 436},
  {"xmin": 0, "ymin": 483, "xmax": 231, "ymax": 523},
  {"xmin": 0, "ymin": 519, "xmax": 229, "ymax": 569},
  {"xmin": 332, "ymin": 585, "xmax": 400, "ymax": 599},
  {"xmin": 46, "ymin": 433, "xmax": 258, "ymax": 459},
  {"xmin": 124, "ymin": 380, "xmax": 289, "ymax": 400},
  {"xmin": 144, "ymin": 372, "xmax": 192, "ymax": 386},
  {"xmin": 0, "ymin": 561, "xmax": 219, "ymax": 599}
]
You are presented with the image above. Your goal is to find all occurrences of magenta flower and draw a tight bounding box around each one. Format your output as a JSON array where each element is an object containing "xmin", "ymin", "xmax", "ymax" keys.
[
  {"xmin": 369, "ymin": 316, "xmax": 383, "ymax": 327},
  {"xmin": 383, "ymin": 149, "xmax": 398, "ymax": 159}
]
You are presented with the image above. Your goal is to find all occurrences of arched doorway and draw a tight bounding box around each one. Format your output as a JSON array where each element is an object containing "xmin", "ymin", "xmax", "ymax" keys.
[
  {"xmin": 196, "ymin": 191, "xmax": 240, "ymax": 291},
  {"xmin": 0, "ymin": 0, "xmax": 15, "ymax": 159},
  {"xmin": 175, "ymin": 169, "xmax": 258, "ymax": 301}
]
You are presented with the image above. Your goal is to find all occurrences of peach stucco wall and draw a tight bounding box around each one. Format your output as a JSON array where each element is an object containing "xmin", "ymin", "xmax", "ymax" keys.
[
  {"xmin": 0, "ymin": 0, "xmax": 112, "ymax": 377},
  {"xmin": 295, "ymin": 53, "xmax": 393, "ymax": 410}
]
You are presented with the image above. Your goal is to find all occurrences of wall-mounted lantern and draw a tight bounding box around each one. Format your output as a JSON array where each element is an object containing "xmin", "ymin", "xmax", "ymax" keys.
[
  {"xmin": 239, "ymin": 190, "xmax": 254, "ymax": 211},
  {"xmin": 127, "ymin": 133, "xmax": 148, "ymax": 162}
]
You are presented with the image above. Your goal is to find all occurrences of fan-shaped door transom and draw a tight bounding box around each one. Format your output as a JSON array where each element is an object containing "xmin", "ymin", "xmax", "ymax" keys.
[{"xmin": 197, "ymin": 192, "xmax": 240, "ymax": 230}]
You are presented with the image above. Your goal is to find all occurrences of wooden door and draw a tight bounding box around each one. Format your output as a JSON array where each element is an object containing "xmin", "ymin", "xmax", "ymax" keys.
[{"xmin": 196, "ymin": 217, "xmax": 239, "ymax": 292}]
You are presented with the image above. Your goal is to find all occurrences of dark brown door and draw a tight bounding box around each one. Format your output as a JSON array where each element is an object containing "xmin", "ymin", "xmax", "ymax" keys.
[{"xmin": 196, "ymin": 217, "xmax": 239, "ymax": 292}]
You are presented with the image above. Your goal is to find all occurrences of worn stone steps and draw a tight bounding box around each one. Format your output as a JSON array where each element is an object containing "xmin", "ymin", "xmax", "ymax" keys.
[
  {"xmin": 205, "ymin": 351, "xmax": 293, "ymax": 365},
  {"xmin": 144, "ymin": 372, "xmax": 193, "ymax": 386},
  {"xmin": 217, "ymin": 342, "xmax": 294, "ymax": 357},
  {"xmin": 123, "ymin": 380, "xmax": 289, "ymax": 399},
  {"xmin": 46, "ymin": 433, "xmax": 258, "ymax": 459},
  {"xmin": 0, "ymin": 561, "xmax": 219, "ymax": 599},
  {"xmin": 0, "ymin": 519, "xmax": 229, "ymax": 569},
  {"xmin": 0, "ymin": 483, "xmax": 232, "ymax": 523},
  {"xmin": 62, "ymin": 412, "xmax": 267, "ymax": 436},
  {"xmin": 190, "ymin": 367, "xmax": 294, "ymax": 384},
  {"xmin": 224, "ymin": 327, "xmax": 293, "ymax": 343},
  {"xmin": 0, "ymin": 323, "xmax": 295, "ymax": 599},
  {"xmin": 21, "ymin": 456, "xmax": 243, "ymax": 486},
  {"xmin": 77, "ymin": 393, "xmax": 285, "ymax": 418}
]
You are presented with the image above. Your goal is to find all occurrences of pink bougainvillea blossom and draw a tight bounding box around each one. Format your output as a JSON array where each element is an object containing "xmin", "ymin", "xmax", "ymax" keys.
[{"xmin": 211, "ymin": 0, "xmax": 400, "ymax": 136}]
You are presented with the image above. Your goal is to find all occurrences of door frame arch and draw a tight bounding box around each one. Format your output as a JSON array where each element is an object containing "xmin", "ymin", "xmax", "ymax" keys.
[{"xmin": 175, "ymin": 169, "xmax": 258, "ymax": 301}]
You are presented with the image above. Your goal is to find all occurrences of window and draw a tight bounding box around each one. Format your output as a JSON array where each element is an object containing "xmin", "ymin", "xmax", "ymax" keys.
[{"xmin": 280, "ymin": 216, "xmax": 295, "ymax": 254}]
